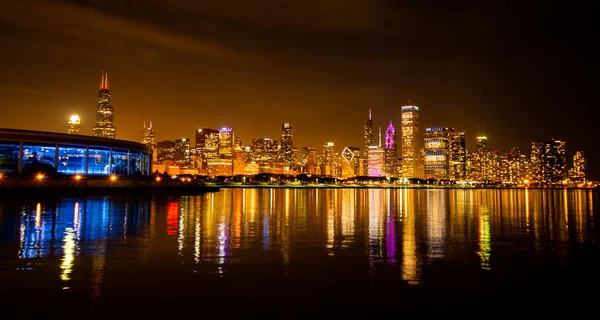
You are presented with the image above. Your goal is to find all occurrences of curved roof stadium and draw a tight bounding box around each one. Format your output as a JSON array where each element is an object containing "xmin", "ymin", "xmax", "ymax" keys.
[{"xmin": 0, "ymin": 128, "xmax": 152, "ymax": 176}]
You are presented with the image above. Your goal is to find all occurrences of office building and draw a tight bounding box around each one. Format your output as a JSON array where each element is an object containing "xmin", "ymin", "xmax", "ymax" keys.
[
  {"xmin": 384, "ymin": 121, "xmax": 398, "ymax": 177},
  {"xmin": 141, "ymin": 121, "xmax": 156, "ymax": 160},
  {"xmin": 322, "ymin": 142, "xmax": 334, "ymax": 176},
  {"xmin": 218, "ymin": 127, "xmax": 234, "ymax": 158},
  {"xmin": 400, "ymin": 104, "xmax": 419, "ymax": 178},
  {"xmin": 281, "ymin": 123, "xmax": 294, "ymax": 169},
  {"xmin": 367, "ymin": 146, "xmax": 385, "ymax": 177},
  {"xmin": 448, "ymin": 130, "xmax": 466, "ymax": 180},
  {"xmin": 157, "ymin": 140, "xmax": 175, "ymax": 163},
  {"xmin": 196, "ymin": 128, "xmax": 219, "ymax": 167},
  {"xmin": 542, "ymin": 138, "xmax": 566, "ymax": 184},
  {"xmin": 174, "ymin": 138, "xmax": 191, "ymax": 167},
  {"xmin": 363, "ymin": 108, "xmax": 373, "ymax": 176},
  {"xmin": 570, "ymin": 150, "xmax": 587, "ymax": 183},
  {"xmin": 424, "ymin": 127, "xmax": 450, "ymax": 180}
]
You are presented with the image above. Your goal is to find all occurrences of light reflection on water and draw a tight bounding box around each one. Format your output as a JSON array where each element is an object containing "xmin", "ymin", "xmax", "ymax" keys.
[{"xmin": 0, "ymin": 188, "xmax": 598, "ymax": 313}]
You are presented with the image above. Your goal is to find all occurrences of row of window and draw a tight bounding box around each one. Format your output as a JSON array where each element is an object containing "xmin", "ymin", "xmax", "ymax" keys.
[{"xmin": 0, "ymin": 143, "xmax": 151, "ymax": 175}]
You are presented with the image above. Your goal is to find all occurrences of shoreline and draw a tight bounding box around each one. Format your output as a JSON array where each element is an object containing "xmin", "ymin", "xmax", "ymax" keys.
[{"xmin": 209, "ymin": 184, "xmax": 597, "ymax": 190}]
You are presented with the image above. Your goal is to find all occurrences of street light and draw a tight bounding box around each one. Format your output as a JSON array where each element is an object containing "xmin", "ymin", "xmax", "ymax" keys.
[
  {"xmin": 74, "ymin": 175, "xmax": 82, "ymax": 181},
  {"xmin": 110, "ymin": 175, "xmax": 117, "ymax": 182},
  {"xmin": 36, "ymin": 174, "xmax": 44, "ymax": 180},
  {"xmin": 155, "ymin": 176, "xmax": 162, "ymax": 182}
]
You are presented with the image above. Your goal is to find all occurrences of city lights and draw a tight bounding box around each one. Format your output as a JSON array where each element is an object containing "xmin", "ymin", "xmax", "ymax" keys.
[
  {"xmin": 74, "ymin": 175, "xmax": 82, "ymax": 181},
  {"xmin": 36, "ymin": 173, "xmax": 44, "ymax": 180},
  {"xmin": 110, "ymin": 175, "xmax": 117, "ymax": 181},
  {"xmin": 156, "ymin": 176, "xmax": 162, "ymax": 182}
]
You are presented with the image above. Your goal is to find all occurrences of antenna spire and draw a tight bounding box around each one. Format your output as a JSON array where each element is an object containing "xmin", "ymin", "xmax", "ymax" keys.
[
  {"xmin": 369, "ymin": 108, "xmax": 372, "ymax": 121},
  {"xmin": 378, "ymin": 126, "xmax": 382, "ymax": 147}
]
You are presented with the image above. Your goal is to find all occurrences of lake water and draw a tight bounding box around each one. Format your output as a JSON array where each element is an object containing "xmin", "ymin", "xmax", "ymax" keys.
[{"xmin": 1, "ymin": 188, "xmax": 598, "ymax": 318}]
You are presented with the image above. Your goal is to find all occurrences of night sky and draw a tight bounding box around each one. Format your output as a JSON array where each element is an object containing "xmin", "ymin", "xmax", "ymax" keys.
[{"xmin": 0, "ymin": 1, "xmax": 596, "ymax": 177}]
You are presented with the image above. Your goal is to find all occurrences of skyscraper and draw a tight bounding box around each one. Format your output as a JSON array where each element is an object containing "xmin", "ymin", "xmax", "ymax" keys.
[
  {"xmin": 196, "ymin": 128, "xmax": 219, "ymax": 165},
  {"xmin": 368, "ymin": 146, "xmax": 385, "ymax": 177},
  {"xmin": 570, "ymin": 150, "xmax": 587, "ymax": 183},
  {"xmin": 384, "ymin": 121, "xmax": 398, "ymax": 177},
  {"xmin": 363, "ymin": 108, "xmax": 373, "ymax": 176},
  {"xmin": 281, "ymin": 123, "xmax": 294, "ymax": 169},
  {"xmin": 218, "ymin": 127, "xmax": 234, "ymax": 158},
  {"xmin": 141, "ymin": 121, "xmax": 156, "ymax": 161},
  {"xmin": 68, "ymin": 115, "xmax": 80, "ymax": 135},
  {"xmin": 400, "ymin": 104, "xmax": 419, "ymax": 178},
  {"xmin": 528, "ymin": 142, "xmax": 544, "ymax": 183},
  {"xmin": 157, "ymin": 140, "xmax": 176, "ymax": 163},
  {"xmin": 448, "ymin": 130, "xmax": 466, "ymax": 180},
  {"xmin": 542, "ymin": 138, "xmax": 566, "ymax": 184},
  {"xmin": 424, "ymin": 127, "xmax": 451, "ymax": 180},
  {"xmin": 174, "ymin": 138, "xmax": 191, "ymax": 167},
  {"xmin": 322, "ymin": 142, "xmax": 334, "ymax": 176},
  {"xmin": 92, "ymin": 72, "xmax": 116, "ymax": 139}
]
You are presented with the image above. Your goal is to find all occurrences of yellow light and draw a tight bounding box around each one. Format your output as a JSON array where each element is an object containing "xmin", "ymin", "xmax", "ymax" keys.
[
  {"xmin": 156, "ymin": 176, "xmax": 162, "ymax": 182},
  {"xmin": 187, "ymin": 178, "xmax": 191, "ymax": 182},
  {"xmin": 523, "ymin": 179, "xmax": 529, "ymax": 185},
  {"xmin": 74, "ymin": 175, "xmax": 82, "ymax": 181},
  {"xmin": 37, "ymin": 174, "xmax": 44, "ymax": 180},
  {"xmin": 110, "ymin": 175, "xmax": 117, "ymax": 181}
]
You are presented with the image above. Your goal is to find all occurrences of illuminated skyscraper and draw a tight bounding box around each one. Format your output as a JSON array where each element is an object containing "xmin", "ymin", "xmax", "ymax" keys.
[
  {"xmin": 196, "ymin": 128, "xmax": 219, "ymax": 165},
  {"xmin": 281, "ymin": 123, "xmax": 294, "ymax": 169},
  {"xmin": 448, "ymin": 130, "xmax": 466, "ymax": 180},
  {"xmin": 232, "ymin": 146, "xmax": 245, "ymax": 175},
  {"xmin": 322, "ymin": 142, "xmax": 334, "ymax": 176},
  {"xmin": 252, "ymin": 138, "xmax": 280, "ymax": 162},
  {"xmin": 367, "ymin": 146, "xmax": 385, "ymax": 177},
  {"xmin": 400, "ymin": 104, "xmax": 419, "ymax": 178},
  {"xmin": 570, "ymin": 150, "xmax": 586, "ymax": 183},
  {"xmin": 476, "ymin": 136, "xmax": 487, "ymax": 153},
  {"xmin": 528, "ymin": 142, "xmax": 544, "ymax": 183},
  {"xmin": 363, "ymin": 109, "xmax": 373, "ymax": 176},
  {"xmin": 92, "ymin": 72, "xmax": 116, "ymax": 139},
  {"xmin": 542, "ymin": 138, "xmax": 566, "ymax": 184},
  {"xmin": 302, "ymin": 147, "xmax": 317, "ymax": 175},
  {"xmin": 141, "ymin": 121, "xmax": 156, "ymax": 160},
  {"xmin": 68, "ymin": 115, "xmax": 80, "ymax": 135},
  {"xmin": 174, "ymin": 138, "xmax": 191, "ymax": 167},
  {"xmin": 424, "ymin": 127, "xmax": 450, "ymax": 180},
  {"xmin": 218, "ymin": 127, "xmax": 234, "ymax": 158},
  {"xmin": 384, "ymin": 121, "xmax": 398, "ymax": 177}
]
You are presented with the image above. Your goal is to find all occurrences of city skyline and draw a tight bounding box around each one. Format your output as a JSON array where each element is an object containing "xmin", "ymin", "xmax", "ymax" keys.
[{"xmin": 0, "ymin": 1, "xmax": 595, "ymax": 177}]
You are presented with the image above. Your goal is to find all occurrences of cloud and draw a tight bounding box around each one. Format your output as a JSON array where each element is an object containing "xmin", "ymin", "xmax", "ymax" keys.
[{"xmin": 0, "ymin": 0, "xmax": 240, "ymax": 61}]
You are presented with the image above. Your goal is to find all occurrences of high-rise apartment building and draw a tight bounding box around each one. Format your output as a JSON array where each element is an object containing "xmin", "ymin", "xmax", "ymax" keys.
[
  {"xmin": 281, "ymin": 123, "xmax": 294, "ymax": 169},
  {"xmin": 92, "ymin": 72, "xmax": 116, "ymax": 139},
  {"xmin": 174, "ymin": 138, "xmax": 191, "ymax": 167},
  {"xmin": 384, "ymin": 121, "xmax": 398, "ymax": 177},
  {"xmin": 68, "ymin": 115, "xmax": 80, "ymax": 135},
  {"xmin": 363, "ymin": 109, "xmax": 373, "ymax": 176},
  {"xmin": 400, "ymin": 104, "xmax": 419, "ymax": 178},
  {"xmin": 528, "ymin": 142, "xmax": 544, "ymax": 183},
  {"xmin": 448, "ymin": 130, "xmax": 466, "ymax": 180},
  {"xmin": 424, "ymin": 127, "xmax": 451, "ymax": 180},
  {"xmin": 218, "ymin": 127, "xmax": 234, "ymax": 158}
]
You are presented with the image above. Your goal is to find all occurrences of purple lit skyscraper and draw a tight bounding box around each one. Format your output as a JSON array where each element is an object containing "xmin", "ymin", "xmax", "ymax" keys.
[{"xmin": 384, "ymin": 121, "xmax": 398, "ymax": 177}]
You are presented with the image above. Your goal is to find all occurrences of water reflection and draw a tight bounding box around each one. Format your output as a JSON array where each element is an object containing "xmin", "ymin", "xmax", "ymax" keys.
[{"xmin": 0, "ymin": 188, "xmax": 598, "ymax": 306}]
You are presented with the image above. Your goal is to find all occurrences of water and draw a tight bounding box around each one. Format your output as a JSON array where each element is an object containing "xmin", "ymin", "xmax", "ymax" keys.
[{"xmin": 0, "ymin": 188, "xmax": 598, "ymax": 318}]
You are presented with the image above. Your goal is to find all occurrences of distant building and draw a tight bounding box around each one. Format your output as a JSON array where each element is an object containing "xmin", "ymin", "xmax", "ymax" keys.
[
  {"xmin": 400, "ymin": 104, "xmax": 420, "ymax": 178},
  {"xmin": 322, "ymin": 142, "xmax": 334, "ymax": 176},
  {"xmin": 141, "ymin": 121, "xmax": 156, "ymax": 160},
  {"xmin": 157, "ymin": 140, "xmax": 175, "ymax": 163},
  {"xmin": 570, "ymin": 150, "xmax": 587, "ymax": 183},
  {"xmin": 174, "ymin": 138, "xmax": 191, "ymax": 167},
  {"xmin": 302, "ymin": 147, "xmax": 317, "ymax": 175},
  {"xmin": 528, "ymin": 142, "xmax": 544, "ymax": 183},
  {"xmin": 542, "ymin": 138, "xmax": 567, "ymax": 185},
  {"xmin": 281, "ymin": 123, "xmax": 294, "ymax": 169},
  {"xmin": 424, "ymin": 127, "xmax": 451, "ymax": 180},
  {"xmin": 92, "ymin": 72, "xmax": 116, "ymax": 139},
  {"xmin": 196, "ymin": 128, "xmax": 219, "ymax": 167},
  {"xmin": 367, "ymin": 146, "xmax": 385, "ymax": 177},
  {"xmin": 206, "ymin": 158, "xmax": 233, "ymax": 176},
  {"xmin": 448, "ymin": 130, "xmax": 466, "ymax": 180},
  {"xmin": 68, "ymin": 115, "xmax": 81, "ymax": 135},
  {"xmin": 252, "ymin": 137, "xmax": 279, "ymax": 162},
  {"xmin": 384, "ymin": 121, "xmax": 398, "ymax": 177},
  {"xmin": 218, "ymin": 127, "xmax": 234, "ymax": 158},
  {"xmin": 232, "ymin": 146, "xmax": 245, "ymax": 175},
  {"xmin": 363, "ymin": 109, "xmax": 373, "ymax": 176}
]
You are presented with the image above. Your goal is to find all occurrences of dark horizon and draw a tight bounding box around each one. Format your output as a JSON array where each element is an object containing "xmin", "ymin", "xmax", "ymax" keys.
[{"xmin": 0, "ymin": 1, "xmax": 596, "ymax": 178}]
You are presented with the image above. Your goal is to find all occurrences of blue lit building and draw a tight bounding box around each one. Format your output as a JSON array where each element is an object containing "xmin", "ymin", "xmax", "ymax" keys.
[{"xmin": 0, "ymin": 128, "xmax": 152, "ymax": 176}]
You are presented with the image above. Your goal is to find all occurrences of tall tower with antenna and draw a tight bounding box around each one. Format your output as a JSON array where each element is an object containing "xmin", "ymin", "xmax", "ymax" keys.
[
  {"xmin": 363, "ymin": 108, "xmax": 373, "ymax": 176},
  {"xmin": 92, "ymin": 71, "xmax": 116, "ymax": 139}
]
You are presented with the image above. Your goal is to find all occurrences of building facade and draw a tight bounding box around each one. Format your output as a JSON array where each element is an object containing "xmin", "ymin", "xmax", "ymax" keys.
[
  {"xmin": 363, "ymin": 109, "xmax": 373, "ymax": 176},
  {"xmin": 92, "ymin": 72, "xmax": 116, "ymax": 139},
  {"xmin": 0, "ymin": 128, "xmax": 151, "ymax": 176},
  {"xmin": 448, "ymin": 130, "xmax": 466, "ymax": 180},
  {"xmin": 367, "ymin": 146, "xmax": 385, "ymax": 177},
  {"xmin": 384, "ymin": 121, "xmax": 398, "ymax": 177},
  {"xmin": 174, "ymin": 138, "xmax": 191, "ymax": 167},
  {"xmin": 281, "ymin": 123, "xmax": 294, "ymax": 169},
  {"xmin": 570, "ymin": 150, "xmax": 587, "ymax": 183},
  {"xmin": 424, "ymin": 127, "xmax": 451, "ymax": 180},
  {"xmin": 218, "ymin": 127, "xmax": 234, "ymax": 158}
]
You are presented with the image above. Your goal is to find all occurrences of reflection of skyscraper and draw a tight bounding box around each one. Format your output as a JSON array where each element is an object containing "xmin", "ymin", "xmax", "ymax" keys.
[
  {"xmin": 218, "ymin": 127, "xmax": 234, "ymax": 158},
  {"xmin": 363, "ymin": 109, "xmax": 373, "ymax": 176},
  {"xmin": 384, "ymin": 121, "xmax": 398, "ymax": 177},
  {"xmin": 92, "ymin": 72, "xmax": 116, "ymax": 139},
  {"xmin": 68, "ymin": 115, "xmax": 80, "ymax": 135},
  {"xmin": 401, "ymin": 104, "xmax": 419, "ymax": 178},
  {"xmin": 281, "ymin": 123, "xmax": 294, "ymax": 169}
]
